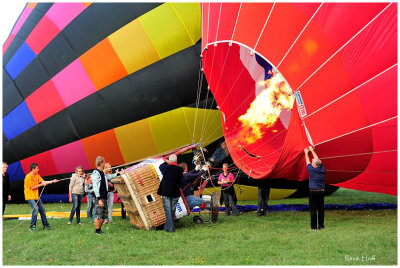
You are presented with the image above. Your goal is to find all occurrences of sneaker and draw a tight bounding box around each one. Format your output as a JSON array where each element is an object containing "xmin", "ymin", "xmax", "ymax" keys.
[
  {"xmin": 43, "ymin": 226, "xmax": 51, "ymax": 230},
  {"xmin": 95, "ymin": 230, "xmax": 103, "ymax": 235},
  {"xmin": 29, "ymin": 226, "xmax": 36, "ymax": 232},
  {"xmin": 67, "ymin": 221, "xmax": 72, "ymax": 225},
  {"xmin": 78, "ymin": 222, "xmax": 84, "ymax": 225}
]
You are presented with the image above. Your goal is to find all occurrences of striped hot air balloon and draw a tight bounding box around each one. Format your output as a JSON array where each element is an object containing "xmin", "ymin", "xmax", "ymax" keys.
[{"xmin": 3, "ymin": 3, "xmax": 223, "ymax": 202}]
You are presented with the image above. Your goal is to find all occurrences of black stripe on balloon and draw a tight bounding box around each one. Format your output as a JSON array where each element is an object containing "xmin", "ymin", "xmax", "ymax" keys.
[
  {"xmin": 3, "ymin": 68, "xmax": 24, "ymax": 116},
  {"xmin": 5, "ymin": 3, "xmax": 163, "ymax": 113},
  {"xmin": 63, "ymin": 3, "xmax": 162, "ymax": 58},
  {"xmin": 14, "ymin": 57, "xmax": 51, "ymax": 99},
  {"xmin": 3, "ymin": 3, "xmax": 53, "ymax": 66},
  {"xmin": 3, "ymin": 42, "xmax": 210, "ymax": 164}
]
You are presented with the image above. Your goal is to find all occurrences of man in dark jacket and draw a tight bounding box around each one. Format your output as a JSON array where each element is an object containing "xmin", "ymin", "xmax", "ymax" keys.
[
  {"xmin": 180, "ymin": 163, "xmax": 207, "ymax": 209},
  {"xmin": 157, "ymin": 154, "xmax": 183, "ymax": 233},
  {"xmin": 304, "ymin": 145, "xmax": 326, "ymax": 230},
  {"xmin": 3, "ymin": 162, "xmax": 11, "ymax": 215}
]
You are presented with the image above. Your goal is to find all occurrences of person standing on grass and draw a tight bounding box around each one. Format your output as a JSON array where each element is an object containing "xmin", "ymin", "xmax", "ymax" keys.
[
  {"xmin": 24, "ymin": 163, "xmax": 59, "ymax": 231},
  {"xmin": 92, "ymin": 156, "xmax": 119, "ymax": 234},
  {"xmin": 257, "ymin": 179, "xmax": 271, "ymax": 217},
  {"xmin": 104, "ymin": 162, "xmax": 116, "ymax": 224},
  {"xmin": 218, "ymin": 163, "xmax": 239, "ymax": 216},
  {"xmin": 84, "ymin": 174, "xmax": 95, "ymax": 221},
  {"xmin": 304, "ymin": 145, "xmax": 326, "ymax": 230},
  {"xmin": 3, "ymin": 162, "xmax": 11, "ymax": 216},
  {"xmin": 67, "ymin": 166, "xmax": 86, "ymax": 225},
  {"xmin": 157, "ymin": 154, "xmax": 184, "ymax": 233}
]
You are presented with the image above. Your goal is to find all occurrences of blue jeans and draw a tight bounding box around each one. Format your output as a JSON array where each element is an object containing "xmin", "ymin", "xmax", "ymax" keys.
[
  {"xmin": 108, "ymin": 192, "xmax": 115, "ymax": 221},
  {"xmin": 68, "ymin": 194, "xmax": 83, "ymax": 223},
  {"xmin": 186, "ymin": 195, "xmax": 203, "ymax": 209},
  {"xmin": 162, "ymin": 196, "xmax": 179, "ymax": 232},
  {"xmin": 28, "ymin": 199, "xmax": 49, "ymax": 228},
  {"xmin": 86, "ymin": 194, "xmax": 94, "ymax": 218}
]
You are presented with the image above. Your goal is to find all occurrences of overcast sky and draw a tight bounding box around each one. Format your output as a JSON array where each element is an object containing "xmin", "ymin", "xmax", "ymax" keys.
[{"xmin": 1, "ymin": 1, "xmax": 26, "ymax": 45}]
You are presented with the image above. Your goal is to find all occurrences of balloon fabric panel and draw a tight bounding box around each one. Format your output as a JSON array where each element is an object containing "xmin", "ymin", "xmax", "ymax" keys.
[
  {"xmin": 181, "ymin": 108, "xmax": 223, "ymax": 145},
  {"xmin": 255, "ymin": 3, "xmax": 320, "ymax": 66},
  {"xmin": 45, "ymin": 2, "xmax": 86, "ymax": 30},
  {"xmin": 3, "ymin": 35, "xmax": 16, "ymax": 55},
  {"xmin": 52, "ymin": 58, "xmax": 96, "ymax": 107},
  {"xmin": 50, "ymin": 140, "xmax": 91, "ymax": 174},
  {"xmin": 148, "ymin": 108, "xmax": 193, "ymax": 153},
  {"xmin": 5, "ymin": 42, "xmax": 36, "ymax": 80},
  {"xmin": 139, "ymin": 3, "xmax": 199, "ymax": 59},
  {"xmin": 38, "ymin": 32, "xmax": 79, "ymax": 77},
  {"xmin": 81, "ymin": 129, "xmax": 125, "ymax": 169},
  {"xmin": 169, "ymin": 3, "xmax": 201, "ymax": 44},
  {"xmin": 25, "ymin": 15, "xmax": 60, "ymax": 55},
  {"xmin": 213, "ymin": 3, "xmax": 241, "ymax": 42},
  {"xmin": 79, "ymin": 38, "xmax": 129, "ymax": 90},
  {"xmin": 14, "ymin": 56, "xmax": 51, "ymax": 99},
  {"xmin": 3, "ymin": 101, "xmax": 36, "ymax": 140},
  {"xmin": 108, "ymin": 19, "xmax": 161, "ymax": 74},
  {"xmin": 114, "ymin": 119, "xmax": 159, "ymax": 164},
  {"xmin": 3, "ymin": 69, "xmax": 23, "ymax": 116},
  {"xmin": 20, "ymin": 150, "xmax": 58, "ymax": 177},
  {"xmin": 233, "ymin": 3, "xmax": 274, "ymax": 49},
  {"xmin": 6, "ymin": 162, "xmax": 25, "ymax": 182},
  {"xmin": 25, "ymin": 79, "xmax": 66, "ymax": 124}
]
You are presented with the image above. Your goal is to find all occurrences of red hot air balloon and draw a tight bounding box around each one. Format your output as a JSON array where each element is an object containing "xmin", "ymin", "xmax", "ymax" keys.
[{"xmin": 201, "ymin": 2, "xmax": 397, "ymax": 195}]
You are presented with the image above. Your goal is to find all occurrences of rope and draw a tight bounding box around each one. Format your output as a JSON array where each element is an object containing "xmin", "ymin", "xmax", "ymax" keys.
[
  {"xmin": 3, "ymin": 185, "xmax": 47, "ymax": 232},
  {"xmin": 230, "ymin": 3, "xmax": 242, "ymax": 41},
  {"xmin": 253, "ymin": 3, "xmax": 275, "ymax": 52}
]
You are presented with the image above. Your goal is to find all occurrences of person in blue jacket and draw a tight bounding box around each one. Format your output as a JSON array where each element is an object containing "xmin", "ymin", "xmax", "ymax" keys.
[
  {"xmin": 180, "ymin": 163, "xmax": 208, "ymax": 210},
  {"xmin": 304, "ymin": 145, "xmax": 326, "ymax": 230}
]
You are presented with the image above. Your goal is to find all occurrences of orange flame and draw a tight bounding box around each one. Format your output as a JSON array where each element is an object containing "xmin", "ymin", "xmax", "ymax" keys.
[{"xmin": 237, "ymin": 71, "xmax": 294, "ymax": 145}]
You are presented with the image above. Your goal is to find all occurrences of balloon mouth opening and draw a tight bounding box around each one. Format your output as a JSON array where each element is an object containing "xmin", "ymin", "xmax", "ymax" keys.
[
  {"xmin": 204, "ymin": 42, "xmax": 295, "ymax": 173},
  {"xmin": 228, "ymin": 44, "xmax": 294, "ymax": 151}
]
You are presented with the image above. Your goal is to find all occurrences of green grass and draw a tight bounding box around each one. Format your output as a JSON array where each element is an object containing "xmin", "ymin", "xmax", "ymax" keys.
[{"xmin": 3, "ymin": 188, "xmax": 397, "ymax": 265}]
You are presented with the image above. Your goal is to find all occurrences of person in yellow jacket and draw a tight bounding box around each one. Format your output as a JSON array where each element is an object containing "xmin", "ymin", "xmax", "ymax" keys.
[{"xmin": 24, "ymin": 163, "xmax": 58, "ymax": 231}]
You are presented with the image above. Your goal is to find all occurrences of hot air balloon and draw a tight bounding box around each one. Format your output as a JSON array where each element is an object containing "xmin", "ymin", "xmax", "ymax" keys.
[
  {"xmin": 201, "ymin": 2, "xmax": 397, "ymax": 195},
  {"xmin": 3, "ymin": 2, "xmax": 224, "ymax": 202}
]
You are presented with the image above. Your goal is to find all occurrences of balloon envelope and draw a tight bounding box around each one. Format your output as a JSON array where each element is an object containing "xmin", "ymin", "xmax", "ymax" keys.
[
  {"xmin": 201, "ymin": 2, "xmax": 397, "ymax": 195},
  {"xmin": 3, "ymin": 3, "xmax": 223, "ymax": 202}
]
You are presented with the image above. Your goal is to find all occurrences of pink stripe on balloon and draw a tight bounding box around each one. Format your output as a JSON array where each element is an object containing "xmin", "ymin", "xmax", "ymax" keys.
[
  {"xmin": 52, "ymin": 58, "xmax": 97, "ymax": 107},
  {"xmin": 46, "ymin": 2, "xmax": 86, "ymax": 30},
  {"xmin": 11, "ymin": 7, "xmax": 33, "ymax": 35},
  {"xmin": 3, "ymin": 34, "xmax": 15, "ymax": 55},
  {"xmin": 51, "ymin": 140, "xmax": 91, "ymax": 174}
]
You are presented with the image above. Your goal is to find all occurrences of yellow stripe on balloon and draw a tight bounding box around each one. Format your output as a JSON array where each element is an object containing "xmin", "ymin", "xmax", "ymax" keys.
[
  {"xmin": 109, "ymin": 19, "xmax": 161, "ymax": 74},
  {"xmin": 114, "ymin": 119, "xmax": 159, "ymax": 164},
  {"xmin": 169, "ymin": 2, "xmax": 201, "ymax": 45},
  {"xmin": 139, "ymin": 3, "xmax": 199, "ymax": 59}
]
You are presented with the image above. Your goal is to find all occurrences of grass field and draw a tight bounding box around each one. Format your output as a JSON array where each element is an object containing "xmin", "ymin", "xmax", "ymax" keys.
[{"xmin": 2, "ymin": 188, "xmax": 397, "ymax": 265}]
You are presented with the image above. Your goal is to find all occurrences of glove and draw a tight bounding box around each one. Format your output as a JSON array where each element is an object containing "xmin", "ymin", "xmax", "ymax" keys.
[
  {"xmin": 202, "ymin": 165, "xmax": 209, "ymax": 171},
  {"xmin": 195, "ymin": 165, "xmax": 201, "ymax": 171}
]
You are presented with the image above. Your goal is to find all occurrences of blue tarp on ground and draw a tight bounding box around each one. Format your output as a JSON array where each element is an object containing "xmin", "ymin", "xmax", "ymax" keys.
[{"xmin": 192, "ymin": 203, "xmax": 397, "ymax": 212}]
